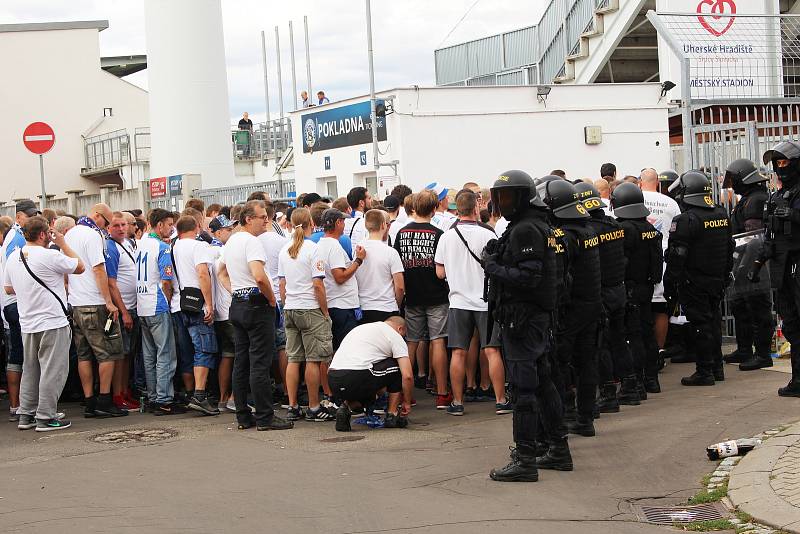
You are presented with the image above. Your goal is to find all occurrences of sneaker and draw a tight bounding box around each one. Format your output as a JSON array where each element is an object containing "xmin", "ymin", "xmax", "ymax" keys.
[
  {"xmin": 306, "ymin": 406, "xmax": 336, "ymax": 422},
  {"xmin": 446, "ymin": 402, "xmax": 464, "ymax": 416},
  {"xmin": 94, "ymin": 397, "xmax": 128, "ymax": 418},
  {"xmin": 17, "ymin": 414, "xmax": 37, "ymax": 430},
  {"xmin": 414, "ymin": 375, "xmax": 427, "ymax": 390},
  {"xmin": 435, "ymin": 392, "xmax": 453, "ymax": 410},
  {"xmin": 153, "ymin": 403, "xmax": 187, "ymax": 416},
  {"xmin": 495, "ymin": 400, "xmax": 513, "ymax": 415},
  {"xmin": 320, "ymin": 398, "xmax": 339, "ymax": 411},
  {"xmin": 286, "ymin": 406, "xmax": 304, "ymax": 421},
  {"xmin": 384, "ymin": 413, "xmax": 409, "ymax": 428},
  {"xmin": 189, "ymin": 396, "xmax": 221, "ymax": 416},
  {"xmin": 476, "ymin": 387, "xmax": 494, "ymax": 402},
  {"xmin": 335, "ymin": 404, "xmax": 352, "ymax": 432},
  {"xmin": 463, "ymin": 387, "xmax": 478, "ymax": 402},
  {"xmin": 372, "ymin": 393, "xmax": 388, "ymax": 415},
  {"xmin": 351, "ymin": 406, "xmax": 366, "ymax": 417},
  {"xmin": 35, "ymin": 418, "xmax": 72, "ymax": 432},
  {"xmin": 113, "ymin": 394, "xmax": 140, "ymax": 411},
  {"xmin": 9, "ymin": 407, "xmax": 19, "ymax": 422},
  {"xmin": 425, "ymin": 376, "xmax": 436, "ymax": 394},
  {"xmin": 257, "ymin": 416, "xmax": 294, "ymax": 431}
]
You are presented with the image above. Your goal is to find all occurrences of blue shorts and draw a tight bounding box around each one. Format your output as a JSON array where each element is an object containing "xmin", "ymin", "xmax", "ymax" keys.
[
  {"xmin": 4, "ymin": 303, "xmax": 23, "ymax": 372},
  {"xmin": 173, "ymin": 311, "xmax": 219, "ymax": 371},
  {"xmin": 329, "ymin": 308, "xmax": 359, "ymax": 350},
  {"xmin": 275, "ymin": 303, "xmax": 287, "ymax": 352}
]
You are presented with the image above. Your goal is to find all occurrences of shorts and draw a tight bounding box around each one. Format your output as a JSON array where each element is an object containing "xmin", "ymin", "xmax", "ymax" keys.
[
  {"xmin": 329, "ymin": 308, "xmax": 359, "ymax": 350},
  {"xmin": 359, "ymin": 309, "xmax": 400, "ymax": 325},
  {"xmin": 651, "ymin": 301, "xmax": 668, "ymax": 315},
  {"xmin": 73, "ymin": 305, "xmax": 124, "ymax": 362},
  {"xmin": 275, "ymin": 303, "xmax": 287, "ymax": 352},
  {"xmin": 329, "ymin": 358, "xmax": 402, "ymax": 406},
  {"xmin": 214, "ymin": 320, "xmax": 236, "ymax": 358},
  {"xmin": 405, "ymin": 303, "xmax": 449, "ymax": 343},
  {"xmin": 175, "ymin": 311, "xmax": 218, "ymax": 370},
  {"xmin": 284, "ymin": 308, "xmax": 333, "ymax": 363},
  {"xmin": 121, "ymin": 311, "xmax": 140, "ymax": 356},
  {"xmin": 447, "ymin": 308, "xmax": 500, "ymax": 350},
  {"xmin": 3, "ymin": 303, "xmax": 23, "ymax": 372}
]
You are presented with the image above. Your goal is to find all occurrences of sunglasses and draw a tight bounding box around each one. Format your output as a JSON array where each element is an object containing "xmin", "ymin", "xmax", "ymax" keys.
[{"xmin": 98, "ymin": 213, "xmax": 111, "ymax": 226}]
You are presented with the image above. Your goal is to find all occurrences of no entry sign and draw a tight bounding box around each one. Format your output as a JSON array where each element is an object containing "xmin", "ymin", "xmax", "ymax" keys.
[{"xmin": 23, "ymin": 122, "xmax": 55, "ymax": 154}]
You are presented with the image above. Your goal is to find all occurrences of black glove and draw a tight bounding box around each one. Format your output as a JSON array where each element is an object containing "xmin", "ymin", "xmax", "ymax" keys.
[{"xmin": 774, "ymin": 207, "xmax": 800, "ymax": 224}]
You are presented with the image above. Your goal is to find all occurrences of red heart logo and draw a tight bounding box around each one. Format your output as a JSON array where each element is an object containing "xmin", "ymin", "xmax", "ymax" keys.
[{"xmin": 696, "ymin": 0, "xmax": 736, "ymax": 36}]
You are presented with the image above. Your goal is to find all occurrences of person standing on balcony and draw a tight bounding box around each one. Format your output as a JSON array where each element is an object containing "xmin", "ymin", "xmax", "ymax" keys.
[
  {"xmin": 238, "ymin": 112, "xmax": 253, "ymax": 158},
  {"xmin": 301, "ymin": 91, "xmax": 312, "ymax": 108},
  {"xmin": 317, "ymin": 91, "xmax": 330, "ymax": 105}
]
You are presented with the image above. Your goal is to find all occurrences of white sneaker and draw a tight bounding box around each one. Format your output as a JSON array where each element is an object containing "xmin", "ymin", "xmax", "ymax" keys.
[
  {"xmin": 55, "ymin": 412, "xmax": 65, "ymax": 420},
  {"xmin": 226, "ymin": 399, "xmax": 236, "ymax": 412}
]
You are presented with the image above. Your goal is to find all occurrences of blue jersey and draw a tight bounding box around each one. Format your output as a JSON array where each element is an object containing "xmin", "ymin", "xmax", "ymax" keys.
[
  {"xmin": 2, "ymin": 225, "xmax": 27, "ymax": 306},
  {"xmin": 309, "ymin": 231, "xmax": 353, "ymax": 260},
  {"xmin": 135, "ymin": 235, "xmax": 173, "ymax": 316}
]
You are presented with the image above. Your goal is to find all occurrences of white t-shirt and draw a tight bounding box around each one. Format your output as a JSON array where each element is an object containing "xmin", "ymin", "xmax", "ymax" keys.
[
  {"xmin": 434, "ymin": 221, "xmax": 495, "ymax": 311},
  {"xmin": 278, "ymin": 239, "xmax": 325, "ymax": 310},
  {"xmin": 642, "ymin": 191, "xmax": 680, "ymax": 252},
  {"xmin": 343, "ymin": 211, "xmax": 367, "ymax": 253},
  {"xmin": 355, "ymin": 239, "xmax": 404, "ymax": 312},
  {"xmin": 329, "ymin": 322, "xmax": 409, "ymax": 371},
  {"xmin": 65, "ymin": 224, "xmax": 107, "ymax": 307},
  {"xmin": 170, "ymin": 238, "xmax": 213, "ymax": 313},
  {"xmin": 222, "ymin": 231, "xmax": 270, "ymax": 292},
  {"xmin": 105, "ymin": 239, "xmax": 137, "ymax": 311},
  {"xmin": 258, "ymin": 231, "xmax": 289, "ymax": 300},
  {"xmin": 494, "ymin": 217, "xmax": 510, "ymax": 237},
  {"xmin": 431, "ymin": 210, "xmax": 458, "ymax": 233},
  {"xmin": 213, "ymin": 253, "xmax": 232, "ymax": 321},
  {"xmin": 316, "ymin": 236, "xmax": 360, "ymax": 309},
  {"xmin": 4, "ymin": 246, "xmax": 78, "ymax": 333}
]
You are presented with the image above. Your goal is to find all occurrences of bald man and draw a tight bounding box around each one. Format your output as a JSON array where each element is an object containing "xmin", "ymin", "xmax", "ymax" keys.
[
  {"xmin": 638, "ymin": 169, "xmax": 681, "ymax": 353},
  {"xmin": 66, "ymin": 203, "xmax": 127, "ymax": 418}
]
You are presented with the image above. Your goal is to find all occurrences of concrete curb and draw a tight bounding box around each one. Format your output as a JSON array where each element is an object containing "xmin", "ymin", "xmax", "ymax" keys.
[{"xmin": 729, "ymin": 422, "xmax": 800, "ymax": 533}]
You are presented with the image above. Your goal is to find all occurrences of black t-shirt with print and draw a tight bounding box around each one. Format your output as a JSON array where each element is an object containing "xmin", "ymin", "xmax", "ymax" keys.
[{"xmin": 393, "ymin": 222, "xmax": 449, "ymax": 306}]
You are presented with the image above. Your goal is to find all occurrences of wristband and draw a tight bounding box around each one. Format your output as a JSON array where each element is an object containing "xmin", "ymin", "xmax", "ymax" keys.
[{"xmin": 355, "ymin": 258, "xmax": 364, "ymax": 265}]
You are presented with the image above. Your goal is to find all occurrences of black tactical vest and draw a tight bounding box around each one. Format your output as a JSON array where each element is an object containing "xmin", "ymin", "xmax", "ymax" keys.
[
  {"xmin": 731, "ymin": 188, "xmax": 767, "ymax": 234},
  {"xmin": 619, "ymin": 218, "xmax": 662, "ymax": 285},
  {"xmin": 764, "ymin": 186, "xmax": 800, "ymax": 285},
  {"xmin": 559, "ymin": 221, "xmax": 602, "ymax": 305},
  {"xmin": 683, "ymin": 206, "xmax": 731, "ymax": 283},
  {"xmin": 586, "ymin": 213, "xmax": 626, "ymax": 287}
]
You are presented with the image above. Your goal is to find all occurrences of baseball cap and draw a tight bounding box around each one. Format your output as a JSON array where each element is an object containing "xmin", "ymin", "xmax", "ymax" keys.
[
  {"xmin": 15, "ymin": 199, "xmax": 40, "ymax": 217},
  {"xmin": 322, "ymin": 208, "xmax": 347, "ymax": 229},
  {"xmin": 383, "ymin": 195, "xmax": 400, "ymax": 212},
  {"xmin": 209, "ymin": 214, "xmax": 238, "ymax": 233},
  {"xmin": 425, "ymin": 182, "xmax": 449, "ymax": 202}
]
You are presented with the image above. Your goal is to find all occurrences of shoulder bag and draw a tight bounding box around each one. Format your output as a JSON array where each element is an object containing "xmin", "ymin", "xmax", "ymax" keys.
[
  {"xmin": 171, "ymin": 242, "xmax": 205, "ymax": 313},
  {"xmin": 19, "ymin": 248, "xmax": 73, "ymax": 326}
]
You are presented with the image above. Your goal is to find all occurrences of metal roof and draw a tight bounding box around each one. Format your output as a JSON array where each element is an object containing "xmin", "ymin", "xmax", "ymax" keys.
[
  {"xmin": 0, "ymin": 20, "xmax": 109, "ymax": 33},
  {"xmin": 101, "ymin": 55, "xmax": 147, "ymax": 77}
]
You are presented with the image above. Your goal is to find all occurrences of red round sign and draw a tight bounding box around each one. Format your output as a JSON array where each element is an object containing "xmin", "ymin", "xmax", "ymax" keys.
[{"xmin": 22, "ymin": 122, "xmax": 55, "ymax": 155}]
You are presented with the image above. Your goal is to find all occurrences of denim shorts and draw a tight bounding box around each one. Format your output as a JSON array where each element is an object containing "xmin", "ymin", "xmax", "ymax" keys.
[
  {"xmin": 121, "ymin": 311, "xmax": 141, "ymax": 356},
  {"xmin": 180, "ymin": 311, "xmax": 219, "ymax": 370},
  {"xmin": 329, "ymin": 308, "xmax": 359, "ymax": 350},
  {"xmin": 4, "ymin": 303, "xmax": 23, "ymax": 372},
  {"xmin": 275, "ymin": 303, "xmax": 287, "ymax": 352}
]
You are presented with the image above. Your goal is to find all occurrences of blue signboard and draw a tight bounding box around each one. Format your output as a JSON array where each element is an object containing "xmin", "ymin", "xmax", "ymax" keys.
[
  {"xmin": 168, "ymin": 175, "xmax": 182, "ymax": 196},
  {"xmin": 301, "ymin": 100, "xmax": 387, "ymax": 153},
  {"xmin": 359, "ymin": 151, "xmax": 367, "ymax": 166},
  {"xmin": 324, "ymin": 156, "xmax": 331, "ymax": 170}
]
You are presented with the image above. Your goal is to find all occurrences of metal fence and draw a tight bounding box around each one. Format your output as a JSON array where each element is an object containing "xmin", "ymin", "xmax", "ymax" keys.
[
  {"xmin": 194, "ymin": 180, "xmax": 296, "ymax": 208},
  {"xmin": 84, "ymin": 129, "xmax": 131, "ymax": 173},
  {"xmin": 231, "ymin": 118, "xmax": 293, "ymax": 161}
]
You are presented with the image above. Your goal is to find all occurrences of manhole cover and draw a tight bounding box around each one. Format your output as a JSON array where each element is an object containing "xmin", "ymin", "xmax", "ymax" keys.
[
  {"xmin": 91, "ymin": 428, "xmax": 177, "ymax": 444},
  {"xmin": 319, "ymin": 435, "xmax": 365, "ymax": 443},
  {"xmin": 635, "ymin": 502, "xmax": 728, "ymax": 525}
]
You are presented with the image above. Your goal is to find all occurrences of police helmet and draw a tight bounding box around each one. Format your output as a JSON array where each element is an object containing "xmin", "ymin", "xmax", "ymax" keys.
[
  {"xmin": 668, "ymin": 170, "xmax": 714, "ymax": 208},
  {"xmin": 659, "ymin": 170, "xmax": 679, "ymax": 186},
  {"xmin": 610, "ymin": 182, "xmax": 650, "ymax": 219},
  {"xmin": 763, "ymin": 140, "xmax": 800, "ymax": 166},
  {"xmin": 573, "ymin": 181, "xmax": 607, "ymax": 211},
  {"xmin": 542, "ymin": 179, "xmax": 590, "ymax": 220},
  {"xmin": 723, "ymin": 158, "xmax": 766, "ymax": 189},
  {"xmin": 490, "ymin": 170, "xmax": 537, "ymax": 218},
  {"xmin": 535, "ymin": 175, "xmax": 561, "ymax": 205}
]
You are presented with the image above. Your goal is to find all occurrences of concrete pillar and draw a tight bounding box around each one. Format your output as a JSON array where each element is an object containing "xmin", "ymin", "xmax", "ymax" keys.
[
  {"xmin": 65, "ymin": 190, "xmax": 85, "ymax": 216},
  {"xmin": 99, "ymin": 184, "xmax": 117, "ymax": 208},
  {"xmin": 144, "ymin": 0, "xmax": 234, "ymax": 190},
  {"xmin": 36, "ymin": 195, "xmax": 56, "ymax": 210}
]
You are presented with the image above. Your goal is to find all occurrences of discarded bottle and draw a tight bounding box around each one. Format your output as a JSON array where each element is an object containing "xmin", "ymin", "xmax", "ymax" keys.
[
  {"xmin": 139, "ymin": 395, "xmax": 147, "ymax": 414},
  {"xmin": 707, "ymin": 438, "xmax": 762, "ymax": 460}
]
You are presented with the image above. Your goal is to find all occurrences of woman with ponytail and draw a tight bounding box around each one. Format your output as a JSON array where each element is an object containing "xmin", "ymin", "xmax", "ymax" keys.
[{"xmin": 277, "ymin": 208, "xmax": 335, "ymax": 422}]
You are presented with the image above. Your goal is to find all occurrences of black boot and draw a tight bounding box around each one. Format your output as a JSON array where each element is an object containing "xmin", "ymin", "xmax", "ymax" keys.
[
  {"xmin": 712, "ymin": 365, "xmax": 725, "ymax": 382},
  {"xmin": 618, "ymin": 376, "xmax": 641, "ymax": 406},
  {"xmin": 596, "ymin": 383, "xmax": 619, "ymax": 413},
  {"xmin": 681, "ymin": 371, "xmax": 715, "ymax": 386},
  {"xmin": 567, "ymin": 416, "xmax": 595, "ymax": 437},
  {"xmin": 84, "ymin": 396, "xmax": 97, "ymax": 418},
  {"xmin": 536, "ymin": 439, "xmax": 574, "ymax": 471},
  {"xmin": 644, "ymin": 375, "xmax": 661, "ymax": 394},
  {"xmin": 94, "ymin": 393, "xmax": 128, "ymax": 418},
  {"xmin": 723, "ymin": 348, "xmax": 751, "ymax": 364},
  {"xmin": 490, "ymin": 446, "xmax": 538, "ymax": 482},
  {"xmin": 637, "ymin": 374, "xmax": 648, "ymax": 401},
  {"xmin": 562, "ymin": 389, "xmax": 577, "ymax": 422},
  {"xmin": 779, "ymin": 350, "xmax": 800, "ymax": 397},
  {"xmin": 739, "ymin": 355, "xmax": 773, "ymax": 371}
]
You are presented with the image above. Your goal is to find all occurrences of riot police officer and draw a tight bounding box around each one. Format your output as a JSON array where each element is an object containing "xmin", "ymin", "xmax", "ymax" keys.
[
  {"xmin": 574, "ymin": 182, "xmax": 641, "ymax": 410},
  {"xmin": 484, "ymin": 170, "xmax": 572, "ymax": 482},
  {"xmin": 665, "ymin": 171, "xmax": 734, "ymax": 386},
  {"xmin": 659, "ymin": 170, "xmax": 679, "ymax": 198},
  {"xmin": 611, "ymin": 183, "xmax": 663, "ymax": 398},
  {"xmin": 540, "ymin": 179, "xmax": 602, "ymax": 437},
  {"xmin": 749, "ymin": 141, "xmax": 800, "ymax": 397},
  {"xmin": 722, "ymin": 159, "xmax": 774, "ymax": 370}
]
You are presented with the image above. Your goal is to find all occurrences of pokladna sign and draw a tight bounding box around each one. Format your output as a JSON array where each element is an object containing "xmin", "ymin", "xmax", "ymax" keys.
[
  {"xmin": 656, "ymin": 0, "xmax": 782, "ymax": 100},
  {"xmin": 301, "ymin": 100, "xmax": 387, "ymax": 154}
]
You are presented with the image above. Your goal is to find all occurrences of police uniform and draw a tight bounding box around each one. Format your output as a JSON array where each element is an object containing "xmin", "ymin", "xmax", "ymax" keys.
[
  {"xmin": 486, "ymin": 171, "xmax": 572, "ymax": 482},
  {"xmin": 665, "ymin": 171, "xmax": 734, "ymax": 386}
]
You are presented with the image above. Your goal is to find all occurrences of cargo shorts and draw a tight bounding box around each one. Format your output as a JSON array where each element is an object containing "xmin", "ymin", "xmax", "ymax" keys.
[
  {"xmin": 284, "ymin": 308, "xmax": 333, "ymax": 364},
  {"xmin": 73, "ymin": 305, "xmax": 124, "ymax": 362}
]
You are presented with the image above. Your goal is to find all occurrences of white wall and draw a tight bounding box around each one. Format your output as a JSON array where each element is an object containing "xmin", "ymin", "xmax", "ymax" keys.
[
  {"xmin": 290, "ymin": 84, "xmax": 671, "ymax": 197},
  {"xmin": 0, "ymin": 26, "xmax": 149, "ymax": 203}
]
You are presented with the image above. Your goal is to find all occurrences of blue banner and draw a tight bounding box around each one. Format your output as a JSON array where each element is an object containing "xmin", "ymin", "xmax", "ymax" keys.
[
  {"xmin": 301, "ymin": 100, "xmax": 386, "ymax": 153},
  {"xmin": 168, "ymin": 175, "xmax": 182, "ymax": 196}
]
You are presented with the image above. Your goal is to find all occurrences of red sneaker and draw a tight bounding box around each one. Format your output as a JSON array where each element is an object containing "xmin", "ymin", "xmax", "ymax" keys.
[
  {"xmin": 124, "ymin": 390, "xmax": 142, "ymax": 409},
  {"xmin": 113, "ymin": 394, "xmax": 139, "ymax": 411},
  {"xmin": 435, "ymin": 392, "xmax": 453, "ymax": 410}
]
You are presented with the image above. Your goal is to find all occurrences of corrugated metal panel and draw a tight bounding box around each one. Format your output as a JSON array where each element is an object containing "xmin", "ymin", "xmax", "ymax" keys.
[
  {"xmin": 467, "ymin": 35, "xmax": 503, "ymax": 77},
  {"xmin": 541, "ymin": 29, "xmax": 566, "ymax": 82},
  {"xmin": 527, "ymin": 65, "xmax": 540, "ymax": 84},
  {"xmin": 504, "ymin": 26, "xmax": 538, "ymax": 69},
  {"xmin": 435, "ymin": 44, "xmax": 469, "ymax": 85},
  {"xmin": 466, "ymin": 74, "xmax": 497, "ymax": 86},
  {"xmin": 497, "ymin": 70, "xmax": 527, "ymax": 85}
]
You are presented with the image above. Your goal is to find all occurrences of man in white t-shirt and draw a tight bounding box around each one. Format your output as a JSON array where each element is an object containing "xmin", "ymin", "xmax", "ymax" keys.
[
  {"xmin": 317, "ymin": 208, "xmax": 365, "ymax": 350},
  {"xmin": 209, "ymin": 214, "xmax": 238, "ymax": 412},
  {"xmin": 66, "ymin": 203, "xmax": 127, "ymax": 418},
  {"xmin": 219, "ymin": 200, "xmax": 291, "ymax": 431},
  {"xmin": 171, "ymin": 215, "xmax": 219, "ymax": 416},
  {"xmin": 356, "ymin": 210, "xmax": 405, "ymax": 324},
  {"xmin": 640, "ymin": 168, "xmax": 681, "ymax": 350},
  {"xmin": 328, "ymin": 317, "xmax": 413, "ymax": 431},
  {"xmin": 4, "ymin": 217, "xmax": 83, "ymax": 431},
  {"xmin": 343, "ymin": 187, "xmax": 372, "ymax": 253},
  {"xmin": 435, "ymin": 190, "xmax": 510, "ymax": 416}
]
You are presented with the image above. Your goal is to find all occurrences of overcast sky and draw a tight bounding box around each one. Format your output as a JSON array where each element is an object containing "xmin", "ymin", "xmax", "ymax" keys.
[{"xmin": 1, "ymin": 0, "xmax": 546, "ymax": 123}]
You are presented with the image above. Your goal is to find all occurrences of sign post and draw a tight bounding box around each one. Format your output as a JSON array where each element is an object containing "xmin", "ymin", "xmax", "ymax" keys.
[{"xmin": 22, "ymin": 122, "xmax": 56, "ymax": 209}]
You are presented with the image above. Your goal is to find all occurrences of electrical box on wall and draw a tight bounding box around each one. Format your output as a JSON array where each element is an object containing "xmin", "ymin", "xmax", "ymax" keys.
[{"xmin": 584, "ymin": 126, "xmax": 602, "ymax": 145}]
